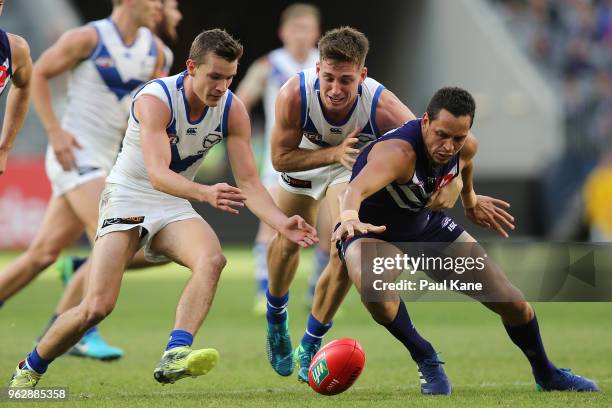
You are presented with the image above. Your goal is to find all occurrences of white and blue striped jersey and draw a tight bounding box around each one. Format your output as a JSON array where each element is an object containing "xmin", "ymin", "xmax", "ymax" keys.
[
  {"xmin": 107, "ymin": 71, "xmax": 233, "ymax": 193},
  {"xmin": 298, "ymin": 67, "xmax": 386, "ymax": 153},
  {"xmin": 0, "ymin": 29, "xmax": 11, "ymax": 97},
  {"xmin": 58, "ymin": 18, "xmax": 158, "ymax": 171}
]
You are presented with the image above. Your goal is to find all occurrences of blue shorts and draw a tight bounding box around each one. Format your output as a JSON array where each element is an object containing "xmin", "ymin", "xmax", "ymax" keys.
[{"xmin": 337, "ymin": 211, "xmax": 465, "ymax": 261}]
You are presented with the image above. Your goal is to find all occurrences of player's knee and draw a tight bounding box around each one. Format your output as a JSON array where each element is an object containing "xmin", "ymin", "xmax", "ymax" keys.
[
  {"xmin": 193, "ymin": 252, "xmax": 226, "ymax": 279},
  {"xmin": 83, "ymin": 297, "xmax": 115, "ymax": 325},
  {"xmin": 492, "ymin": 301, "xmax": 533, "ymax": 323},
  {"xmin": 27, "ymin": 242, "xmax": 61, "ymax": 270}
]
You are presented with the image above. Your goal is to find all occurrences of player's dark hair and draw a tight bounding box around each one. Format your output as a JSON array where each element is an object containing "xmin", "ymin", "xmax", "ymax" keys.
[
  {"xmin": 318, "ymin": 26, "xmax": 369, "ymax": 67},
  {"xmin": 189, "ymin": 29, "xmax": 243, "ymax": 65},
  {"xmin": 280, "ymin": 3, "xmax": 321, "ymax": 27},
  {"xmin": 426, "ymin": 87, "xmax": 476, "ymax": 127}
]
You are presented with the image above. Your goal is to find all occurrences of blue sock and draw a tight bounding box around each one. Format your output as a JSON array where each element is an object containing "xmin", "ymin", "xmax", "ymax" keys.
[
  {"xmin": 72, "ymin": 257, "xmax": 87, "ymax": 272},
  {"xmin": 25, "ymin": 348, "xmax": 52, "ymax": 374},
  {"xmin": 301, "ymin": 313, "xmax": 332, "ymax": 347},
  {"xmin": 308, "ymin": 248, "xmax": 329, "ymax": 296},
  {"xmin": 166, "ymin": 329, "xmax": 193, "ymax": 351},
  {"xmin": 383, "ymin": 301, "xmax": 436, "ymax": 364},
  {"xmin": 84, "ymin": 326, "xmax": 98, "ymax": 336},
  {"xmin": 266, "ymin": 289, "xmax": 288, "ymax": 325},
  {"xmin": 253, "ymin": 243, "xmax": 269, "ymax": 295},
  {"xmin": 504, "ymin": 316, "xmax": 557, "ymax": 381}
]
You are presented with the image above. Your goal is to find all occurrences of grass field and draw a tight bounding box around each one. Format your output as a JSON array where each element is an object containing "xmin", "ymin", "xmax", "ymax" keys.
[{"xmin": 0, "ymin": 248, "xmax": 610, "ymax": 407}]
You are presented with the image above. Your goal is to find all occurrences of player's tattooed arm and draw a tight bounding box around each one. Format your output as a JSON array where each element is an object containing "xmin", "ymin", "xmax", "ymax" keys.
[
  {"xmin": 226, "ymin": 96, "xmax": 318, "ymax": 247},
  {"xmin": 32, "ymin": 26, "xmax": 97, "ymax": 170},
  {"xmin": 235, "ymin": 57, "xmax": 270, "ymax": 111},
  {"xmin": 460, "ymin": 135, "xmax": 515, "ymax": 238},
  {"xmin": 0, "ymin": 34, "xmax": 32, "ymax": 175},
  {"xmin": 332, "ymin": 139, "xmax": 415, "ymax": 242},
  {"xmin": 271, "ymin": 75, "xmax": 351, "ymax": 172}
]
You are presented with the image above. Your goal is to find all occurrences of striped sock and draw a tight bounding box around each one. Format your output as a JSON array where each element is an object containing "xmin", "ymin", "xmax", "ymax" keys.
[
  {"xmin": 301, "ymin": 313, "xmax": 332, "ymax": 348},
  {"xmin": 266, "ymin": 290, "xmax": 288, "ymax": 325}
]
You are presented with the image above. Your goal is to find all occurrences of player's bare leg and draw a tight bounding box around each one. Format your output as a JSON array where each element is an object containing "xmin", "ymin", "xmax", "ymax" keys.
[
  {"xmin": 342, "ymin": 237, "xmax": 450, "ymax": 394},
  {"xmin": 37, "ymin": 178, "xmax": 123, "ymax": 360},
  {"xmin": 265, "ymin": 188, "xmax": 318, "ymax": 376},
  {"xmin": 0, "ymin": 196, "xmax": 83, "ymax": 302},
  {"xmin": 252, "ymin": 184, "xmax": 280, "ymax": 315},
  {"xmin": 306, "ymin": 196, "xmax": 331, "ymax": 307},
  {"xmin": 150, "ymin": 218, "xmax": 225, "ymax": 384},
  {"xmin": 8, "ymin": 229, "xmax": 140, "ymax": 388},
  {"xmin": 449, "ymin": 231, "xmax": 598, "ymax": 391}
]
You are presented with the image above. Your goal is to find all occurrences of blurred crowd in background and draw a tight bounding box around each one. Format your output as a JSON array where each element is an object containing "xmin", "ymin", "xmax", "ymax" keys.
[{"xmin": 494, "ymin": 0, "xmax": 611, "ymax": 240}]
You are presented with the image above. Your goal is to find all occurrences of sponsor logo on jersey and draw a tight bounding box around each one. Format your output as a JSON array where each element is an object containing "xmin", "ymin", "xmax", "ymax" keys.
[
  {"xmin": 101, "ymin": 216, "xmax": 145, "ymax": 229},
  {"xmin": 330, "ymin": 127, "xmax": 343, "ymax": 134},
  {"xmin": 94, "ymin": 56, "xmax": 115, "ymax": 69},
  {"xmin": 304, "ymin": 132, "xmax": 324, "ymax": 144},
  {"xmin": 281, "ymin": 173, "xmax": 312, "ymax": 189},
  {"xmin": 186, "ymin": 128, "xmax": 197, "ymax": 135}
]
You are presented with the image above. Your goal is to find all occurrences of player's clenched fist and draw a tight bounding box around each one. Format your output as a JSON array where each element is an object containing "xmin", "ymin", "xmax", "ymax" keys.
[{"xmin": 200, "ymin": 182, "xmax": 247, "ymax": 214}]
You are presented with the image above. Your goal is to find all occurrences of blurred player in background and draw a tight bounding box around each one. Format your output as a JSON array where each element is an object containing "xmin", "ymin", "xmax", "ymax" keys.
[
  {"xmin": 8, "ymin": 29, "xmax": 318, "ymax": 389},
  {"xmin": 236, "ymin": 3, "xmax": 324, "ymax": 315},
  {"xmin": 264, "ymin": 26, "xmax": 461, "ymax": 377},
  {"xmin": 0, "ymin": 0, "xmax": 165, "ymax": 359},
  {"xmin": 0, "ymin": 0, "xmax": 33, "ymax": 176},
  {"xmin": 304, "ymin": 87, "xmax": 598, "ymax": 394}
]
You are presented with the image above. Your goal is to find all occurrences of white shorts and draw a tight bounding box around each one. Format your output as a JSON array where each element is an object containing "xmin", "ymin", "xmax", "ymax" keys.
[
  {"xmin": 45, "ymin": 146, "xmax": 110, "ymax": 198},
  {"xmin": 278, "ymin": 163, "xmax": 351, "ymax": 200},
  {"xmin": 96, "ymin": 183, "xmax": 201, "ymax": 263}
]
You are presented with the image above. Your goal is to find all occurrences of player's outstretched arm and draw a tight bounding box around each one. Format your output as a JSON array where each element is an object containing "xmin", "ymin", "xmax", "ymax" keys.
[
  {"xmin": 332, "ymin": 140, "xmax": 414, "ymax": 242},
  {"xmin": 271, "ymin": 76, "xmax": 358, "ymax": 172},
  {"xmin": 137, "ymin": 95, "xmax": 246, "ymax": 213},
  {"xmin": 32, "ymin": 27, "xmax": 97, "ymax": 171},
  {"xmin": 0, "ymin": 34, "xmax": 32, "ymax": 175},
  {"xmin": 226, "ymin": 96, "xmax": 318, "ymax": 247},
  {"xmin": 459, "ymin": 136, "xmax": 515, "ymax": 238}
]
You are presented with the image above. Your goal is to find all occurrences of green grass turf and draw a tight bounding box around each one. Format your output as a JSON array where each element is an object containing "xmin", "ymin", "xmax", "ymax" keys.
[{"xmin": 0, "ymin": 248, "xmax": 610, "ymax": 407}]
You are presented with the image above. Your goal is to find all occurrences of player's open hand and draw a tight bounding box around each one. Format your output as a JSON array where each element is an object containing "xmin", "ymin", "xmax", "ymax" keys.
[
  {"xmin": 465, "ymin": 195, "xmax": 515, "ymax": 238},
  {"xmin": 279, "ymin": 215, "xmax": 319, "ymax": 248},
  {"xmin": 202, "ymin": 182, "xmax": 246, "ymax": 215},
  {"xmin": 335, "ymin": 129, "xmax": 360, "ymax": 170},
  {"xmin": 426, "ymin": 176, "xmax": 463, "ymax": 210},
  {"xmin": 332, "ymin": 220, "xmax": 386, "ymax": 242},
  {"xmin": 49, "ymin": 127, "xmax": 81, "ymax": 171}
]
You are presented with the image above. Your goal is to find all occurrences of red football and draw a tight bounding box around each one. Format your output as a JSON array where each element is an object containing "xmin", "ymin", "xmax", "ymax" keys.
[{"xmin": 308, "ymin": 338, "xmax": 366, "ymax": 396}]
